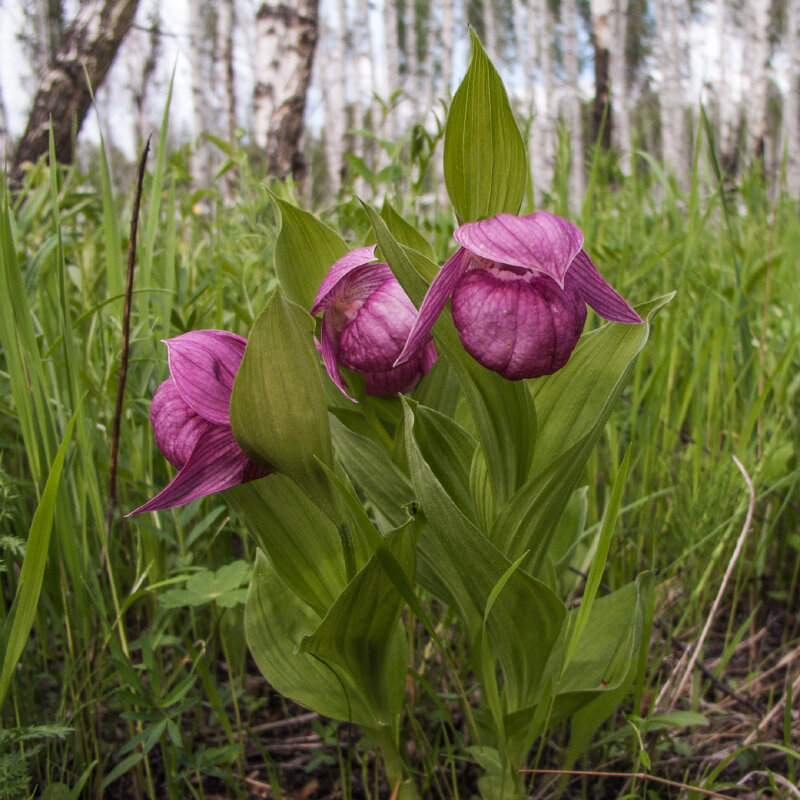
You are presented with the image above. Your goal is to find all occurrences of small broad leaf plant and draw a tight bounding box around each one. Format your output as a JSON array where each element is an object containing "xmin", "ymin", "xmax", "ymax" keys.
[{"xmin": 131, "ymin": 30, "xmax": 671, "ymax": 799}]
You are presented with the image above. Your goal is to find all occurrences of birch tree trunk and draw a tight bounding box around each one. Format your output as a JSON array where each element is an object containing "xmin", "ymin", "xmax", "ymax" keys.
[
  {"xmin": 590, "ymin": 0, "xmax": 613, "ymax": 150},
  {"xmin": 252, "ymin": 0, "xmax": 319, "ymax": 181},
  {"xmin": 747, "ymin": 0, "xmax": 771, "ymax": 163},
  {"xmin": 656, "ymin": 0, "xmax": 684, "ymax": 179},
  {"xmin": 440, "ymin": 0, "xmax": 455, "ymax": 97},
  {"xmin": 12, "ymin": 0, "xmax": 140, "ymax": 178},
  {"xmin": 716, "ymin": 0, "xmax": 735, "ymax": 170},
  {"xmin": 188, "ymin": 0, "xmax": 216, "ymax": 184},
  {"xmin": 784, "ymin": 0, "xmax": 800, "ymax": 193},
  {"xmin": 383, "ymin": 0, "xmax": 401, "ymax": 139},
  {"xmin": 563, "ymin": 0, "xmax": 585, "ymax": 209},
  {"xmin": 528, "ymin": 0, "xmax": 555, "ymax": 199},
  {"xmin": 0, "ymin": 84, "xmax": 9, "ymax": 161},
  {"xmin": 611, "ymin": 0, "xmax": 631, "ymax": 172},
  {"xmin": 483, "ymin": 0, "xmax": 498, "ymax": 65},
  {"xmin": 216, "ymin": 0, "xmax": 236, "ymax": 145}
]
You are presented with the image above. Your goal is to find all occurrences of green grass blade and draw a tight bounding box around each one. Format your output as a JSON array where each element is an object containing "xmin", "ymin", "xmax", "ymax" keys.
[{"xmin": 0, "ymin": 409, "xmax": 77, "ymax": 708}]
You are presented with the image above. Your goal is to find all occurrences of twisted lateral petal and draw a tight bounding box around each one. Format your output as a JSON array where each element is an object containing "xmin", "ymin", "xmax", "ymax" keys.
[
  {"xmin": 395, "ymin": 247, "xmax": 471, "ymax": 366},
  {"xmin": 320, "ymin": 311, "xmax": 356, "ymax": 402},
  {"xmin": 166, "ymin": 330, "xmax": 247, "ymax": 426},
  {"xmin": 129, "ymin": 425, "xmax": 268, "ymax": 514},
  {"xmin": 454, "ymin": 212, "xmax": 584, "ymax": 287},
  {"xmin": 149, "ymin": 378, "xmax": 208, "ymax": 469},
  {"xmin": 569, "ymin": 250, "xmax": 643, "ymax": 324},
  {"xmin": 311, "ymin": 245, "xmax": 378, "ymax": 314}
]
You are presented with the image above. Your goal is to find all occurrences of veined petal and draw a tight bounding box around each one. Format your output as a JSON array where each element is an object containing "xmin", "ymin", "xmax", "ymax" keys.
[
  {"xmin": 339, "ymin": 278, "xmax": 416, "ymax": 372},
  {"xmin": 129, "ymin": 425, "xmax": 268, "ymax": 514},
  {"xmin": 311, "ymin": 245, "xmax": 378, "ymax": 314},
  {"xmin": 165, "ymin": 330, "xmax": 246, "ymax": 425},
  {"xmin": 321, "ymin": 310, "xmax": 356, "ymax": 402},
  {"xmin": 569, "ymin": 250, "xmax": 643, "ymax": 324},
  {"xmin": 333, "ymin": 262, "xmax": 395, "ymax": 306},
  {"xmin": 454, "ymin": 212, "xmax": 584, "ymax": 287},
  {"xmin": 150, "ymin": 378, "xmax": 208, "ymax": 469},
  {"xmin": 395, "ymin": 247, "xmax": 471, "ymax": 366}
]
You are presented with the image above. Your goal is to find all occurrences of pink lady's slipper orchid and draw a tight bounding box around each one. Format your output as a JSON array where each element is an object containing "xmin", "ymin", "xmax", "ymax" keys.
[
  {"xmin": 311, "ymin": 245, "xmax": 437, "ymax": 401},
  {"xmin": 396, "ymin": 212, "xmax": 642, "ymax": 380},
  {"xmin": 130, "ymin": 330, "xmax": 269, "ymax": 514}
]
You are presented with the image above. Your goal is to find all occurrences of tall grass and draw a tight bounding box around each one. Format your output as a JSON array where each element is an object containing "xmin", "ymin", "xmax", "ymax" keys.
[{"xmin": 0, "ymin": 119, "xmax": 797, "ymax": 797}]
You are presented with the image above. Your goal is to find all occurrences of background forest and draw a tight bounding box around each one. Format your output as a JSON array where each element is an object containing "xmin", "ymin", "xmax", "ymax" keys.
[
  {"xmin": 0, "ymin": 1, "xmax": 799, "ymax": 800},
  {"xmin": 1, "ymin": 0, "xmax": 799, "ymax": 202}
]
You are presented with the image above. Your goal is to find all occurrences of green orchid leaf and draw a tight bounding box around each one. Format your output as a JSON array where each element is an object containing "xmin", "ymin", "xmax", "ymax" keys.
[
  {"xmin": 227, "ymin": 474, "xmax": 349, "ymax": 617},
  {"xmin": 272, "ymin": 195, "xmax": 349, "ymax": 310},
  {"xmin": 300, "ymin": 524, "xmax": 416, "ymax": 725},
  {"xmin": 403, "ymin": 400, "xmax": 565, "ymax": 711},
  {"xmin": 379, "ymin": 200, "xmax": 437, "ymax": 261},
  {"xmin": 532, "ymin": 294, "xmax": 674, "ymax": 472},
  {"xmin": 245, "ymin": 551, "xmax": 374, "ymax": 727},
  {"xmin": 409, "ymin": 403, "xmax": 478, "ymax": 526},
  {"xmin": 490, "ymin": 295, "xmax": 673, "ymax": 572},
  {"xmin": 329, "ymin": 415, "xmax": 414, "ymax": 531},
  {"xmin": 443, "ymin": 28, "xmax": 527, "ymax": 223},
  {"xmin": 365, "ymin": 204, "xmax": 536, "ymax": 507},
  {"xmin": 230, "ymin": 288, "xmax": 334, "ymax": 511},
  {"xmin": 555, "ymin": 572, "xmax": 653, "ymax": 719}
]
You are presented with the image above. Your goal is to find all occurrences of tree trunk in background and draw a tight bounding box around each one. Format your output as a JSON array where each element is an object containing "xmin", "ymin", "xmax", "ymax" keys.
[
  {"xmin": 528, "ymin": 0, "xmax": 555, "ymax": 198},
  {"xmin": 656, "ymin": 0, "xmax": 684, "ymax": 179},
  {"xmin": 188, "ymin": 0, "xmax": 215, "ymax": 184},
  {"xmin": 0, "ymin": 84, "xmax": 9, "ymax": 161},
  {"xmin": 747, "ymin": 0, "xmax": 771, "ymax": 164},
  {"xmin": 440, "ymin": 0, "xmax": 455, "ymax": 97},
  {"xmin": 716, "ymin": 0, "xmax": 735, "ymax": 171},
  {"xmin": 31, "ymin": 0, "xmax": 65, "ymax": 70},
  {"xmin": 563, "ymin": 0, "xmax": 584, "ymax": 210},
  {"xmin": 12, "ymin": 0, "xmax": 140, "ymax": 178},
  {"xmin": 383, "ymin": 0, "xmax": 401, "ymax": 139},
  {"xmin": 784, "ymin": 0, "xmax": 800, "ymax": 193},
  {"xmin": 128, "ymin": 4, "xmax": 161, "ymax": 149},
  {"xmin": 483, "ymin": 0, "xmax": 498, "ymax": 65},
  {"xmin": 611, "ymin": 0, "xmax": 631, "ymax": 172},
  {"xmin": 217, "ymin": 0, "xmax": 236, "ymax": 145},
  {"xmin": 252, "ymin": 0, "xmax": 319, "ymax": 182},
  {"xmin": 590, "ymin": 0, "xmax": 613, "ymax": 150}
]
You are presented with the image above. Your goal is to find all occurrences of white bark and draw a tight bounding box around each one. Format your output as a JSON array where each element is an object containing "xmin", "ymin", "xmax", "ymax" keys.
[
  {"xmin": 440, "ymin": 0, "xmax": 455, "ymax": 97},
  {"xmin": 383, "ymin": 0, "xmax": 401, "ymax": 138},
  {"xmin": 563, "ymin": 0, "xmax": 584, "ymax": 209},
  {"xmin": 716, "ymin": 0, "xmax": 733, "ymax": 163},
  {"xmin": 528, "ymin": 0, "xmax": 555, "ymax": 198},
  {"xmin": 611, "ymin": 0, "xmax": 631, "ymax": 172},
  {"xmin": 0, "ymin": 83, "xmax": 9, "ymax": 162},
  {"xmin": 656, "ymin": 0, "xmax": 684, "ymax": 179},
  {"xmin": 747, "ymin": 0, "xmax": 771, "ymax": 162},
  {"xmin": 483, "ymin": 0, "xmax": 498, "ymax": 65},
  {"xmin": 216, "ymin": 0, "xmax": 236, "ymax": 145},
  {"xmin": 785, "ymin": 0, "xmax": 800, "ymax": 192},
  {"xmin": 188, "ymin": 0, "xmax": 215, "ymax": 183},
  {"xmin": 321, "ymin": 6, "xmax": 347, "ymax": 193}
]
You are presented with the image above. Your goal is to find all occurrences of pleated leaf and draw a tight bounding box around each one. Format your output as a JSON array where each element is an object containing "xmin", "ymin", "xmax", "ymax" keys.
[
  {"xmin": 272, "ymin": 195, "xmax": 349, "ymax": 310},
  {"xmin": 443, "ymin": 28, "xmax": 527, "ymax": 223}
]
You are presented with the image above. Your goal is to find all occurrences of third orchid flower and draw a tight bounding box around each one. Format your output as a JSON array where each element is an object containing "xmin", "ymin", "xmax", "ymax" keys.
[
  {"xmin": 311, "ymin": 245, "xmax": 437, "ymax": 401},
  {"xmin": 396, "ymin": 211, "xmax": 643, "ymax": 380}
]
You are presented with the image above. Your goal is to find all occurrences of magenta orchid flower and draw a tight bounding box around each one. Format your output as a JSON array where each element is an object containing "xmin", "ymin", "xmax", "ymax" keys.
[
  {"xmin": 311, "ymin": 245, "xmax": 437, "ymax": 401},
  {"xmin": 130, "ymin": 330, "xmax": 269, "ymax": 514},
  {"xmin": 395, "ymin": 211, "xmax": 643, "ymax": 380}
]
